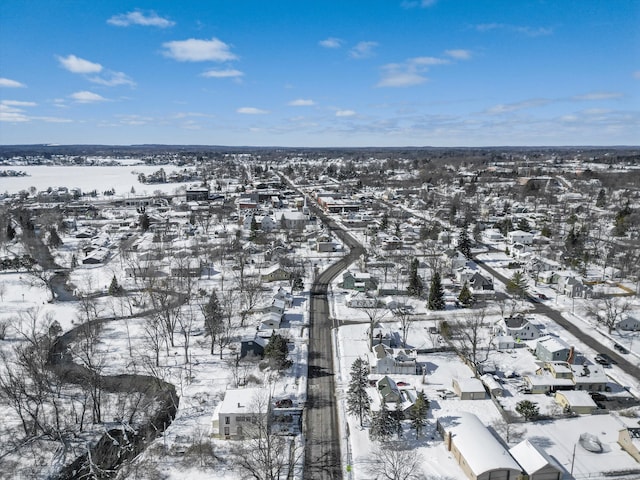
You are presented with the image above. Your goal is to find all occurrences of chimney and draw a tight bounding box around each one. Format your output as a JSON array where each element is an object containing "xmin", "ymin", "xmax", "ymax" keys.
[{"xmin": 567, "ymin": 345, "xmax": 575, "ymax": 365}]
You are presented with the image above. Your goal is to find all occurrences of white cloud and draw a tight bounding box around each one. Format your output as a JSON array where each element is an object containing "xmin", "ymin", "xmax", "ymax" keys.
[
  {"xmin": 445, "ymin": 49, "xmax": 471, "ymax": 60},
  {"xmin": 411, "ymin": 56, "xmax": 449, "ymax": 66},
  {"xmin": 107, "ymin": 10, "xmax": 174, "ymax": 28},
  {"xmin": 70, "ymin": 91, "xmax": 108, "ymax": 103},
  {"xmin": 378, "ymin": 70, "xmax": 427, "ymax": 87},
  {"xmin": 401, "ymin": 0, "xmax": 437, "ymax": 8},
  {"xmin": 350, "ymin": 41, "xmax": 378, "ymax": 59},
  {"xmin": 288, "ymin": 99, "xmax": 315, "ymax": 106},
  {"xmin": 57, "ymin": 54, "xmax": 103, "ymax": 74},
  {"xmin": 0, "ymin": 100, "xmax": 31, "ymax": 122},
  {"xmin": 336, "ymin": 109, "xmax": 356, "ymax": 117},
  {"xmin": 2, "ymin": 100, "xmax": 37, "ymax": 107},
  {"xmin": 475, "ymin": 23, "xmax": 552, "ymax": 37},
  {"xmin": 237, "ymin": 107, "xmax": 268, "ymax": 115},
  {"xmin": 486, "ymin": 98, "xmax": 550, "ymax": 114},
  {"xmin": 201, "ymin": 69, "xmax": 244, "ymax": 78},
  {"xmin": 162, "ymin": 38, "xmax": 237, "ymax": 62},
  {"xmin": 573, "ymin": 92, "xmax": 624, "ymax": 101},
  {"xmin": 89, "ymin": 71, "xmax": 136, "ymax": 87},
  {"xmin": 0, "ymin": 77, "xmax": 26, "ymax": 88},
  {"xmin": 319, "ymin": 37, "xmax": 343, "ymax": 49}
]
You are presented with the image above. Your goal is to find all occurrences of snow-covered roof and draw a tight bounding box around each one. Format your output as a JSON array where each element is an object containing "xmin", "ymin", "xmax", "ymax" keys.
[
  {"xmin": 509, "ymin": 439, "xmax": 561, "ymax": 474},
  {"xmin": 219, "ymin": 387, "xmax": 267, "ymax": 415},
  {"xmin": 440, "ymin": 412, "xmax": 522, "ymax": 475},
  {"xmin": 556, "ymin": 390, "xmax": 597, "ymax": 408}
]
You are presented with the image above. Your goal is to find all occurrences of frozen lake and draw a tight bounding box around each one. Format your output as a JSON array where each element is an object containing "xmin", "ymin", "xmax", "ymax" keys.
[{"xmin": 0, "ymin": 165, "xmax": 192, "ymax": 196}]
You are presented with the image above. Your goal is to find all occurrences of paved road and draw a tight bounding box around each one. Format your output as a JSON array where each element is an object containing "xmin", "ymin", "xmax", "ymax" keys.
[{"xmin": 474, "ymin": 255, "xmax": 640, "ymax": 382}]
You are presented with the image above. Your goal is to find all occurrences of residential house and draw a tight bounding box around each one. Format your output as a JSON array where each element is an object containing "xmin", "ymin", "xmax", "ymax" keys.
[
  {"xmin": 345, "ymin": 291, "xmax": 379, "ymax": 308},
  {"xmin": 261, "ymin": 265, "xmax": 292, "ymax": 283},
  {"xmin": 570, "ymin": 363, "xmax": 608, "ymax": 392},
  {"xmin": 341, "ymin": 270, "xmax": 378, "ymax": 291},
  {"xmin": 557, "ymin": 274, "xmax": 593, "ymax": 298},
  {"xmin": 266, "ymin": 298, "xmax": 286, "ymax": 316},
  {"xmin": 507, "ymin": 230, "xmax": 534, "ymax": 245},
  {"xmin": 618, "ymin": 315, "xmax": 640, "ymax": 332},
  {"xmin": 273, "ymin": 287, "xmax": 294, "ymax": 307},
  {"xmin": 240, "ymin": 335, "xmax": 268, "ymax": 359},
  {"xmin": 376, "ymin": 376, "xmax": 402, "ymax": 403},
  {"xmin": 555, "ymin": 390, "xmax": 598, "ymax": 415},
  {"xmin": 369, "ymin": 344, "xmax": 418, "ymax": 375},
  {"xmin": 483, "ymin": 229, "xmax": 504, "ymax": 242},
  {"xmin": 535, "ymin": 336, "xmax": 572, "ymax": 362},
  {"xmin": 501, "ymin": 315, "xmax": 543, "ymax": 341},
  {"xmin": 217, "ymin": 387, "xmax": 268, "ymax": 439},
  {"xmin": 452, "ymin": 378, "xmax": 486, "ymax": 400},
  {"xmin": 442, "ymin": 249, "xmax": 468, "ymax": 274},
  {"xmin": 509, "ymin": 440, "xmax": 563, "ymax": 480},
  {"xmin": 259, "ymin": 311, "xmax": 283, "ymax": 331},
  {"xmin": 438, "ymin": 413, "xmax": 523, "ymax": 480}
]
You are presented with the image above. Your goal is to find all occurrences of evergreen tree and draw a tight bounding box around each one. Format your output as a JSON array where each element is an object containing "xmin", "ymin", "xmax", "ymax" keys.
[
  {"xmin": 203, "ymin": 290, "xmax": 224, "ymax": 355},
  {"xmin": 71, "ymin": 254, "xmax": 78, "ymax": 268},
  {"xmin": 139, "ymin": 212, "xmax": 150, "ymax": 232},
  {"xmin": 516, "ymin": 400, "xmax": 539, "ymax": 421},
  {"xmin": 346, "ymin": 357, "xmax": 370, "ymax": 426},
  {"xmin": 595, "ymin": 188, "xmax": 606, "ymax": 207},
  {"xmin": 458, "ymin": 281, "xmax": 473, "ymax": 307},
  {"xmin": 264, "ymin": 333, "xmax": 292, "ymax": 370},
  {"xmin": 108, "ymin": 275, "xmax": 122, "ymax": 296},
  {"xmin": 380, "ymin": 213, "xmax": 389, "ymax": 232},
  {"xmin": 506, "ymin": 271, "xmax": 528, "ymax": 299},
  {"xmin": 458, "ymin": 226, "xmax": 471, "ymax": 259},
  {"xmin": 369, "ymin": 401, "xmax": 396, "ymax": 442},
  {"xmin": 6, "ymin": 223, "xmax": 16, "ymax": 241},
  {"xmin": 427, "ymin": 272, "xmax": 445, "ymax": 310},
  {"xmin": 410, "ymin": 391, "xmax": 429, "ymax": 437},
  {"xmin": 250, "ymin": 215, "xmax": 259, "ymax": 240},
  {"xmin": 407, "ymin": 258, "xmax": 423, "ymax": 297},
  {"xmin": 292, "ymin": 277, "xmax": 304, "ymax": 291},
  {"xmin": 516, "ymin": 218, "xmax": 530, "ymax": 232},
  {"xmin": 48, "ymin": 227, "xmax": 62, "ymax": 248}
]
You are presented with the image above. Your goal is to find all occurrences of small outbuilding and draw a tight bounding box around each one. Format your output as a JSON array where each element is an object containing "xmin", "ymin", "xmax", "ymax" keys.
[
  {"xmin": 509, "ymin": 439, "xmax": 563, "ymax": 480},
  {"xmin": 452, "ymin": 378, "xmax": 486, "ymax": 400}
]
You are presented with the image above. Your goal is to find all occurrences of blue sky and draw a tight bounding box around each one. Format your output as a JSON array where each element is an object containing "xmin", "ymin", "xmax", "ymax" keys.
[{"xmin": 1, "ymin": 1, "xmax": 638, "ymax": 147}]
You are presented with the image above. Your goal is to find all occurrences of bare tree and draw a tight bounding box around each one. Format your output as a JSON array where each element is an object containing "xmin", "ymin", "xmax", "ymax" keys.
[
  {"xmin": 363, "ymin": 304, "xmax": 388, "ymax": 351},
  {"xmin": 491, "ymin": 418, "xmax": 524, "ymax": 445},
  {"xmin": 392, "ymin": 303, "xmax": 413, "ymax": 347},
  {"xmin": 587, "ymin": 297, "xmax": 631, "ymax": 333},
  {"xmin": 240, "ymin": 277, "xmax": 265, "ymax": 326},
  {"xmin": 231, "ymin": 390, "xmax": 303, "ymax": 480},
  {"xmin": 366, "ymin": 443, "xmax": 422, "ymax": 480},
  {"xmin": 447, "ymin": 309, "xmax": 494, "ymax": 373}
]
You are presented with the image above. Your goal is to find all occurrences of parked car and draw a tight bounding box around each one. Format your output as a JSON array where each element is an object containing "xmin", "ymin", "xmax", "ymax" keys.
[
  {"xmin": 595, "ymin": 353, "xmax": 614, "ymax": 367},
  {"xmin": 275, "ymin": 398, "xmax": 293, "ymax": 408},
  {"xmin": 590, "ymin": 392, "xmax": 608, "ymax": 402},
  {"xmin": 614, "ymin": 343, "xmax": 629, "ymax": 354}
]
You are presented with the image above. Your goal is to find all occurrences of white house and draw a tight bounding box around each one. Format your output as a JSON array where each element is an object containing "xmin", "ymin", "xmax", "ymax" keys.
[
  {"xmin": 369, "ymin": 344, "xmax": 418, "ymax": 375},
  {"xmin": 507, "ymin": 230, "xmax": 534, "ymax": 245},
  {"xmin": 217, "ymin": 388, "xmax": 268, "ymax": 439},
  {"xmin": 500, "ymin": 315, "xmax": 543, "ymax": 341},
  {"xmin": 345, "ymin": 291, "xmax": 379, "ymax": 308}
]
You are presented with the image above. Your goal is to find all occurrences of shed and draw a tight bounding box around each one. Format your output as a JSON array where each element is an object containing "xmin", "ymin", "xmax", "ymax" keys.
[
  {"xmin": 438, "ymin": 412, "xmax": 523, "ymax": 480},
  {"xmin": 480, "ymin": 374, "xmax": 503, "ymax": 397},
  {"xmin": 240, "ymin": 335, "xmax": 268, "ymax": 358},
  {"xmin": 452, "ymin": 378, "xmax": 486, "ymax": 400},
  {"xmin": 509, "ymin": 439, "xmax": 563, "ymax": 480}
]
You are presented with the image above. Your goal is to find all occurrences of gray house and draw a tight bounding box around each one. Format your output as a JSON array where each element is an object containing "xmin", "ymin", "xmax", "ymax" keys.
[{"xmin": 535, "ymin": 336, "xmax": 572, "ymax": 362}]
